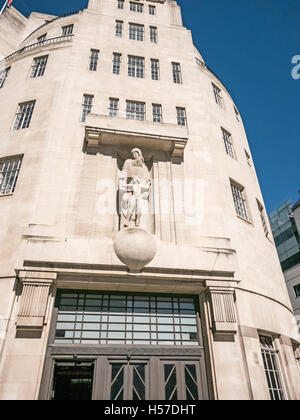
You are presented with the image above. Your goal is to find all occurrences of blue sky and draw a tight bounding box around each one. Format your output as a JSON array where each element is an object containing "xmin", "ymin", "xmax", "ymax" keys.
[{"xmin": 3, "ymin": 0, "xmax": 299, "ymax": 212}]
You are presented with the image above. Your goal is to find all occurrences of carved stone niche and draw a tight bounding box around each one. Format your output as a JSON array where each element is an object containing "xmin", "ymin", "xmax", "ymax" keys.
[{"xmin": 206, "ymin": 288, "xmax": 238, "ymax": 336}]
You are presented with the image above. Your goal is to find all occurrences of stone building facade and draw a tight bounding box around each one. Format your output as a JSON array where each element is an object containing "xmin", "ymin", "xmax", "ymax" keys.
[{"xmin": 0, "ymin": 0, "xmax": 299, "ymax": 400}]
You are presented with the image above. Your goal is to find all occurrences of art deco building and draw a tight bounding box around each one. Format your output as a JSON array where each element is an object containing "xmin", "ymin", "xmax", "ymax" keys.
[{"xmin": 0, "ymin": 0, "xmax": 299, "ymax": 400}]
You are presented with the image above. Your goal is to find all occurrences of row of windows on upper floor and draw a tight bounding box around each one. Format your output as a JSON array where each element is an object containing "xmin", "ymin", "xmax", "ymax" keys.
[{"xmin": 117, "ymin": 0, "xmax": 157, "ymax": 16}]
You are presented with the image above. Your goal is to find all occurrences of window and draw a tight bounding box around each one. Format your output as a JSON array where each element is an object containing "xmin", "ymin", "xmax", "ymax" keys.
[
  {"xmin": 62, "ymin": 24, "xmax": 74, "ymax": 36},
  {"xmin": 259, "ymin": 335, "xmax": 287, "ymax": 400},
  {"xmin": 37, "ymin": 33, "xmax": 47, "ymax": 42},
  {"xmin": 212, "ymin": 83, "xmax": 224, "ymax": 108},
  {"xmin": 128, "ymin": 56, "xmax": 145, "ymax": 78},
  {"xmin": 234, "ymin": 106, "xmax": 240, "ymax": 121},
  {"xmin": 172, "ymin": 62, "xmax": 182, "ymax": 84},
  {"xmin": 81, "ymin": 94, "xmax": 93, "ymax": 123},
  {"xmin": 152, "ymin": 104, "xmax": 162, "ymax": 123},
  {"xmin": 0, "ymin": 156, "xmax": 22, "ymax": 196},
  {"xmin": 129, "ymin": 23, "xmax": 144, "ymax": 41},
  {"xmin": 13, "ymin": 101, "xmax": 35, "ymax": 130},
  {"xmin": 126, "ymin": 100, "xmax": 145, "ymax": 121},
  {"xmin": 150, "ymin": 26, "xmax": 158, "ymax": 43},
  {"xmin": 117, "ymin": 0, "xmax": 124, "ymax": 9},
  {"xmin": 294, "ymin": 284, "xmax": 300, "ymax": 298},
  {"xmin": 0, "ymin": 67, "xmax": 10, "ymax": 88},
  {"xmin": 109, "ymin": 98, "xmax": 119, "ymax": 117},
  {"xmin": 257, "ymin": 200, "xmax": 269, "ymax": 237},
  {"xmin": 245, "ymin": 150, "xmax": 252, "ymax": 168},
  {"xmin": 130, "ymin": 2, "xmax": 143, "ymax": 13},
  {"xmin": 112, "ymin": 53, "xmax": 122, "ymax": 75},
  {"xmin": 115, "ymin": 20, "xmax": 123, "ymax": 37},
  {"xmin": 231, "ymin": 181, "xmax": 249, "ymax": 221},
  {"xmin": 30, "ymin": 55, "xmax": 48, "ymax": 78},
  {"xmin": 221, "ymin": 128, "xmax": 235, "ymax": 159},
  {"xmin": 176, "ymin": 107, "xmax": 187, "ymax": 127},
  {"xmin": 149, "ymin": 5, "xmax": 156, "ymax": 15},
  {"xmin": 89, "ymin": 49, "xmax": 99, "ymax": 71},
  {"xmin": 151, "ymin": 59, "xmax": 159, "ymax": 80}
]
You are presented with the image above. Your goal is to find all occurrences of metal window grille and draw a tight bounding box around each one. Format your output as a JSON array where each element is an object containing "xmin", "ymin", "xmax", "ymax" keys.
[
  {"xmin": 172, "ymin": 62, "xmax": 182, "ymax": 84},
  {"xmin": 231, "ymin": 183, "xmax": 249, "ymax": 220},
  {"xmin": 81, "ymin": 95, "xmax": 93, "ymax": 123},
  {"xmin": 257, "ymin": 201, "xmax": 269, "ymax": 236},
  {"xmin": 89, "ymin": 49, "xmax": 99, "ymax": 71},
  {"xmin": 212, "ymin": 83, "xmax": 224, "ymax": 108},
  {"xmin": 62, "ymin": 24, "xmax": 74, "ymax": 36},
  {"xmin": 126, "ymin": 101, "xmax": 145, "ymax": 121},
  {"xmin": 115, "ymin": 20, "xmax": 123, "ymax": 37},
  {"xmin": 54, "ymin": 291, "xmax": 200, "ymax": 346},
  {"xmin": 118, "ymin": 0, "xmax": 124, "ymax": 9},
  {"xmin": 152, "ymin": 104, "xmax": 162, "ymax": 123},
  {"xmin": 130, "ymin": 2, "xmax": 143, "ymax": 12},
  {"xmin": 222, "ymin": 128, "xmax": 235, "ymax": 159},
  {"xmin": 109, "ymin": 98, "xmax": 119, "ymax": 117},
  {"xmin": 0, "ymin": 157, "xmax": 22, "ymax": 196},
  {"xmin": 149, "ymin": 5, "xmax": 156, "ymax": 15},
  {"xmin": 259, "ymin": 336, "xmax": 287, "ymax": 401},
  {"xmin": 150, "ymin": 26, "xmax": 158, "ymax": 43},
  {"xmin": 176, "ymin": 107, "xmax": 186, "ymax": 126},
  {"xmin": 30, "ymin": 55, "xmax": 48, "ymax": 78},
  {"xmin": 112, "ymin": 53, "xmax": 122, "ymax": 74},
  {"xmin": 151, "ymin": 59, "xmax": 159, "ymax": 80},
  {"xmin": 129, "ymin": 23, "xmax": 144, "ymax": 41},
  {"xmin": 128, "ymin": 56, "xmax": 145, "ymax": 78},
  {"xmin": 13, "ymin": 101, "xmax": 35, "ymax": 130},
  {"xmin": 0, "ymin": 67, "xmax": 10, "ymax": 88}
]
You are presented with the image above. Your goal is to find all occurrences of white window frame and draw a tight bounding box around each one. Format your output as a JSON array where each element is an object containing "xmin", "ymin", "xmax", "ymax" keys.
[
  {"xmin": 89, "ymin": 49, "xmax": 100, "ymax": 71},
  {"xmin": 13, "ymin": 101, "xmax": 36, "ymax": 130},
  {"xmin": 128, "ymin": 55, "xmax": 145, "ymax": 78},
  {"xmin": 112, "ymin": 53, "xmax": 122, "ymax": 75},
  {"xmin": 0, "ymin": 156, "xmax": 23, "ymax": 196},
  {"xmin": 81, "ymin": 94, "xmax": 94, "ymax": 123},
  {"xmin": 129, "ymin": 23, "xmax": 144, "ymax": 41},
  {"xmin": 172, "ymin": 62, "xmax": 182, "ymax": 84},
  {"xmin": 109, "ymin": 98, "xmax": 119, "ymax": 117},
  {"xmin": 151, "ymin": 59, "xmax": 159, "ymax": 80},
  {"xmin": 230, "ymin": 180, "xmax": 250, "ymax": 222},
  {"xmin": 62, "ymin": 24, "xmax": 74, "ymax": 36},
  {"xmin": 30, "ymin": 55, "xmax": 48, "ymax": 78}
]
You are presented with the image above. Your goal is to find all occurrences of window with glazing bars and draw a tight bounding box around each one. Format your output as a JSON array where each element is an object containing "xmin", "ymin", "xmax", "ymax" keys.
[
  {"xmin": 118, "ymin": 0, "xmax": 124, "ymax": 9},
  {"xmin": 149, "ymin": 5, "xmax": 156, "ymax": 15},
  {"xmin": 129, "ymin": 23, "xmax": 144, "ymax": 41},
  {"xmin": 62, "ymin": 24, "xmax": 74, "ymax": 36},
  {"xmin": 126, "ymin": 101, "xmax": 145, "ymax": 120},
  {"xmin": 81, "ymin": 94, "xmax": 93, "ymax": 123},
  {"xmin": 109, "ymin": 98, "xmax": 119, "ymax": 117},
  {"xmin": 172, "ymin": 62, "xmax": 182, "ymax": 84},
  {"xmin": 130, "ymin": 2, "xmax": 143, "ymax": 12},
  {"xmin": 234, "ymin": 106, "xmax": 240, "ymax": 121},
  {"xmin": 30, "ymin": 55, "xmax": 48, "ymax": 78},
  {"xmin": 89, "ymin": 49, "xmax": 99, "ymax": 71},
  {"xmin": 151, "ymin": 59, "xmax": 159, "ymax": 80},
  {"xmin": 176, "ymin": 107, "xmax": 186, "ymax": 126},
  {"xmin": 128, "ymin": 56, "xmax": 145, "ymax": 78},
  {"xmin": 212, "ymin": 83, "xmax": 224, "ymax": 108},
  {"xmin": 37, "ymin": 33, "xmax": 47, "ymax": 42},
  {"xmin": 13, "ymin": 101, "xmax": 35, "ymax": 130},
  {"xmin": 231, "ymin": 182, "xmax": 249, "ymax": 220},
  {"xmin": 257, "ymin": 200, "xmax": 269, "ymax": 237},
  {"xmin": 221, "ymin": 128, "xmax": 235, "ymax": 159},
  {"xmin": 259, "ymin": 335, "xmax": 287, "ymax": 400},
  {"xmin": 152, "ymin": 104, "xmax": 162, "ymax": 123},
  {"xmin": 0, "ymin": 156, "xmax": 22, "ymax": 196},
  {"xmin": 150, "ymin": 26, "xmax": 158, "ymax": 43},
  {"xmin": 112, "ymin": 53, "xmax": 122, "ymax": 74},
  {"xmin": 294, "ymin": 284, "xmax": 300, "ymax": 298},
  {"xmin": 0, "ymin": 67, "xmax": 10, "ymax": 88},
  {"xmin": 115, "ymin": 20, "xmax": 123, "ymax": 37}
]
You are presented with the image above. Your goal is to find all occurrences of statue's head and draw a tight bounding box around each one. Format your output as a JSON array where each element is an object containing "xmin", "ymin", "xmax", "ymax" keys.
[{"xmin": 131, "ymin": 148, "xmax": 143, "ymax": 161}]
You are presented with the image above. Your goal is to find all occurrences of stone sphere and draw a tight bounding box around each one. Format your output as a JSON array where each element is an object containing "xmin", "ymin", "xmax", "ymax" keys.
[{"xmin": 113, "ymin": 227, "xmax": 157, "ymax": 273}]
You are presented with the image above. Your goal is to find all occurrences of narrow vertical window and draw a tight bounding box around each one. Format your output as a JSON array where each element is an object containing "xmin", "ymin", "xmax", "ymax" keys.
[
  {"xmin": 212, "ymin": 83, "xmax": 224, "ymax": 108},
  {"xmin": 0, "ymin": 67, "xmax": 10, "ymax": 88},
  {"xmin": 172, "ymin": 62, "xmax": 182, "ymax": 84},
  {"xmin": 245, "ymin": 150, "xmax": 252, "ymax": 168},
  {"xmin": 13, "ymin": 101, "xmax": 35, "ymax": 130},
  {"xmin": 149, "ymin": 5, "xmax": 156, "ymax": 15},
  {"xmin": 257, "ymin": 200, "xmax": 269, "ymax": 237},
  {"xmin": 115, "ymin": 20, "xmax": 123, "ymax": 37},
  {"xmin": 62, "ymin": 24, "xmax": 74, "ymax": 36},
  {"xmin": 117, "ymin": 0, "xmax": 124, "ymax": 9},
  {"xmin": 30, "ymin": 56, "xmax": 48, "ymax": 78},
  {"xmin": 129, "ymin": 23, "xmax": 144, "ymax": 41},
  {"xmin": 231, "ymin": 181, "xmax": 249, "ymax": 221},
  {"xmin": 112, "ymin": 53, "xmax": 122, "ymax": 75},
  {"xmin": 150, "ymin": 26, "xmax": 158, "ymax": 43},
  {"xmin": 0, "ymin": 156, "xmax": 22, "ymax": 196},
  {"xmin": 234, "ymin": 106, "xmax": 240, "ymax": 121},
  {"xmin": 109, "ymin": 98, "xmax": 119, "ymax": 117},
  {"xmin": 81, "ymin": 94, "xmax": 94, "ymax": 123},
  {"xmin": 152, "ymin": 104, "xmax": 162, "ymax": 123},
  {"xmin": 294, "ymin": 284, "xmax": 300, "ymax": 298},
  {"xmin": 221, "ymin": 128, "xmax": 235, "ymax": 159},
  {"xmin": 89, "ymin": 49, "xmax": 99, "ymax": 71},
  {"xmin": 128, "ymin": 56, "xmax": 145, "ymax": 78},
  {"xmin": 151, "ymin": 59, "xmax": 159, "ymax": 80},
  {"xmin": 176, "ymin": 107, "xmax": 187, "ymax": 126},
  {"xmin": 126, "ymin": 101, "xmax": 145, "ymax": 121}
]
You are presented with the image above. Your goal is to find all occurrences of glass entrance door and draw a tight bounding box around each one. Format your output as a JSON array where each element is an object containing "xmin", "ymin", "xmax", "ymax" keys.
[
  {"xmin": 108, "ymin": 361, "xmax": 149, "ymax": 400},
  {"xmin": 162, "ymin": 361, "xmax": 202, "ymax": 400}
]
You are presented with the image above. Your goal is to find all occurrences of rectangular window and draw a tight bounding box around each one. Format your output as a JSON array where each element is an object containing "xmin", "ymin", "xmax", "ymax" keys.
[
  {"xmin": 150, "ymin": 26, "xmax": 158, "ymax": 43},
  {"xmin": 117, "ymin": 0, "xmax": 124, "ymax": 9},
  {"xmin": 259, "ymin": 335, "xmax": 287, "ymax": 401},
  {"xmin": 129, "ymin": 23, "xmax": 144, "ymax": 41},
  {"xmin": 172, "ymin": 62, "xmax": 182, "ymax": 84},
  {"xmin": 30, "ymin": 55, "xmax": 48, "ymax": 78},
  {"xmin": 294, "ymin": 284, "xmax": 300, "ymax": 298},
  {"xmin": 245, "ymin": 150, "xmax": 252, "ymax": 168},
  {"xmin": 109, "ymin": 98, "xmax": 119, "ymax": 117},
  {"xmin": 62, "ymin": 24, "xmax": 74, "ymax": 36},
  {"xmin": 221, "ymin": 128, "xmax": 235, "ymax": 159},
  {"xmin": 126, "ymin": 100, "xmax": 145, "ymax": 121},
  {"xmin": 176, "ymin": 107, "xmax": 187, "ymax": 127},
  {"xmin": 128, "ymin": 55, "xmax": 145, "ymax": 78},
  {"xmin": 112, "ymin": 53, "xmax": 122, "ymax": 75},
  {"xmin": 37, "ymin": 33, "xmax": 47, "ymax": 43},
  {"xmin": 212, "ymin": 83, "xmax": 224, "ymax": 108},
  {"xmin": 130, "ymin": 2, "xmax": 143, "ymax": 13},
  {"xmin": 149, "ymin": 5, "xmax": 156, "ymax": 15},
  {"xmin": 151, "ymin": 59, "xmax": 159, "ymax": 80},
  {"xmin": 89, "ymin": 49, "xmax": 99, "ymax": 71},
  {"xmin": 115, "ymin": 20, "xmax": 123, "ymax": 37},
  {"xmin": 0, "ymin": 156, "xmax": 22, "ymax": 196},
  {"xmin": 234, "ymin": 106, "xmax": 240, "ymax": 121},
  {"xmin": 231, "ymin": 181, "xmax": 249, "ymax": 221},
  {"xmin": 0, "ymin": 67, "xmax": 10, "ymax": 88},
  {"xmin": 13, "ymin": 101, "xmax": 35, "ymax": 130},
  {"xmin": 81, "ymin": 94, "xmax": 93, "ymax": 123},
  {"xmin": 152, "ymin": 104, "xmax": 162, "ymax": 123},
  {"xmin": 257, "ymin": 200, "xmax": 269, "ymax": 237}
]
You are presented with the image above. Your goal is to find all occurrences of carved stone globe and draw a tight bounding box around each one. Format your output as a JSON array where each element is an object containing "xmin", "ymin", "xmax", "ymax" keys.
[{"xmin": 113, "ymin": 227, "xmax": 157, "ymax": 273}]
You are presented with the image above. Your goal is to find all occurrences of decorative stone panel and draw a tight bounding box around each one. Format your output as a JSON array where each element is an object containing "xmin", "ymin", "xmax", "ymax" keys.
[{"xmin": 206, "ymin": 288, "xmax": 238, "ymax": 335}]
